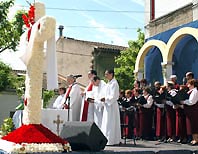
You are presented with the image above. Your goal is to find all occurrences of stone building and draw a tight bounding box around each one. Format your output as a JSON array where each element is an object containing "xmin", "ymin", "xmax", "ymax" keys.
[
  {"xmin": 145, "ymin": 0, "xmax": 198, "ymax": 38},
  {"xmin": 135, "ymin": 0, "xmax": 198, "ymax": 84},
  {"xmin": 56, "ymin": 26, "xmax": 127, "ymax": 86}
]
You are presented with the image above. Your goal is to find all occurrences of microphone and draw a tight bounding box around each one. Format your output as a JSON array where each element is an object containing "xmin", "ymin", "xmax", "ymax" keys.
[{"xmin": 73, "ymin": 75, "xmax": 82, "ymax": 78}]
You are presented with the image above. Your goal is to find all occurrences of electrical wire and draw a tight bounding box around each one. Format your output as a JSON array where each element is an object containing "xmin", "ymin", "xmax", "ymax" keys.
[
  {"xmin": 18, "ymin": 5, "xmax": 146, "ymax": 13},
  {"xmin": 63, "ymin": 25, "xmax": 139, "ymax": 30}
]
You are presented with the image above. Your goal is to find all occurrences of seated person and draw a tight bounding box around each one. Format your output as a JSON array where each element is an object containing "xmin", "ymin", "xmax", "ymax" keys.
[{"xmin": 53, "ymin": 86, "xmax": 66, "ymax": 109}]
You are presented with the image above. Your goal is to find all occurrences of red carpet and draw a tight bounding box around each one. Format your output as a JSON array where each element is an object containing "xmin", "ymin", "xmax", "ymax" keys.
[{"xmin": 2, "ymin": 124, "xmax": 68, "ymax": 144}]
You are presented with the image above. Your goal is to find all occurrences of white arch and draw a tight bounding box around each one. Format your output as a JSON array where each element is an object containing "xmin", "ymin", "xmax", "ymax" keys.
[
  {"xmin": 134, "ymin": 40, "xmax": 166, "ymax": 73},
  {"xmin": 165, "ymin": 27, "xmax": 198, "ymax": 62}
]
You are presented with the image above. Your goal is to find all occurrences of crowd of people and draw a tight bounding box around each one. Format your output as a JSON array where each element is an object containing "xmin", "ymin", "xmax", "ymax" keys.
[
  {"xmin": 53, "ymin": 69, "xmax": 121, "ymax": 145},
  {"xmin": 53, "ymin": 70, "xmax": 198, "ymax": 146},
  {"xmin": 118, "ymin": 72, "xmax": 198, "ymax": 146}
]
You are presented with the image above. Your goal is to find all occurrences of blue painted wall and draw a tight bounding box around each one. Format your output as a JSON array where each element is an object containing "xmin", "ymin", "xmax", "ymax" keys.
[{"xmin": 145, "ymin": 20, "xmax": 198, "ymax": 85}]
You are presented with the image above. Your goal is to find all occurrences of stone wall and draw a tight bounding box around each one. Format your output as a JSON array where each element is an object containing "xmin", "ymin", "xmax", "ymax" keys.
[
  {"xmin": 146, "ymin": 4, "xmax": 193, "ymax": 38},
  {"xmin": 0, "ymin": 91, "xmax": 18, "ymax": 126},
  {"xmin": 56, "ymin": 38, "xmax": 123, "ymax": 86},
  {"xmin": 56, "ymin": 38, "xmax": 93, "ymax": 86}
]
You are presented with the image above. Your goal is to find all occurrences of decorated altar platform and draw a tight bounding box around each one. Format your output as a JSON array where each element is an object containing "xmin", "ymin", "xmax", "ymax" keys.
[{"xmin": 13, "ymin": 109, "xmax": 72, "ymax": 135}]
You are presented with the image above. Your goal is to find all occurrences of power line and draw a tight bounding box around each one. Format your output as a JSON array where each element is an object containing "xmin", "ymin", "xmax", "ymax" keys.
[
  {"xmin": 19, "ymin": 5, "xmax": 145, "ymax": 13},
  {"xmin": 18, "ymin": 5, "xmax": 169, "ymax": 14},
  {"xmin": 47, "ymin": 7, "xmax": 145, "ymax": 13},
  {"xmin": 64, "ymin": 25, "xmax": 140, "ymax": 30}
]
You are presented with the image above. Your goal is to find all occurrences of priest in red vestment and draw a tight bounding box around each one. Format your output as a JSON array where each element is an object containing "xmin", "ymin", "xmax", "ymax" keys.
[{"xmin": 80, "ymin": 70, "xmax": 97, "ymax": 121}]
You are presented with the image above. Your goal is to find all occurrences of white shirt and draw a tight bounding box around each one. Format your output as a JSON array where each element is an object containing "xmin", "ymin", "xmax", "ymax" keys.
[
  {"xmin": 92, "ymin": 80, "xmax": 106, "ymax": 129},
  {"xmin": 165, "ymin": 89, "xmax": 177, "ymax": 106},
  {"xmin": 184, "ymin": 87, "xmax": 198, "ymax": 106},
  {"xmin": 53, "ymin": 94, "xmax": 65, "ymax": 109},
  {"xmin": 143, "ymin": 94, "xmax": 153, "ymax": 108}
]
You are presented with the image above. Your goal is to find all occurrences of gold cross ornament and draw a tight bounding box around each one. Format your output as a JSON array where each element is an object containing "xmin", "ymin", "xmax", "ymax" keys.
[{"xmin": 53, "ymin": 115, "xmax": 63, "ymax": 136}]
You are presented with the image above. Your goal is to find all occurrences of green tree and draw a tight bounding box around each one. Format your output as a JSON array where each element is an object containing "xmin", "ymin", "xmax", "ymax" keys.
[
  {"xmin": 115, "ymin": 29, "xmax": 145, "ymax": 90},
  {"xmin": 0, "ymin": 61, "xmax": 13, "ymax": 91},
  {"xmin": 43, "ymin": 90, "xmax": 55, "ymax": 108},
  {"xmin": 0, "ymin": 61, "xmax": 25, "ymax": 92},
  {"xmin": 0, "ymin": 0, "xmax": 25, "ymax": 53},
  {"xmin": 0, "ymin": 117, "xmax": 14, "ymax": 136}
]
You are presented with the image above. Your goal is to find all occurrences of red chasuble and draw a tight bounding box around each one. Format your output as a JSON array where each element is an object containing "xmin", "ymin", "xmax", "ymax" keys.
[
  {"xmin": 81, "ymin": 82, "xmax": 93, "ymax": 121},
  {"xmin": 64, "ymin": 85, "xmax": 72, "ymax": 109}
]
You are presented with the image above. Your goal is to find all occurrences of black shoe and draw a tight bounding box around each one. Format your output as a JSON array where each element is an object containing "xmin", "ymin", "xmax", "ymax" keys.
[
  {"xmin": 186, "ymin": 135, "xmax": 193, "ymax": 143},
  {"xmin": 158, "ymin": 138, "xmax": 164, "ymax": 142},
  {"xmin": 181, "ymin": 138, "xmax": 187, "ymax": 144},
  {"xmin": 186, "ymin": 139, "xmax": 192, "ymax": 144},
  {"xmin": 189, "ymin": 140, "xmax": 198, "ymax": 146}
]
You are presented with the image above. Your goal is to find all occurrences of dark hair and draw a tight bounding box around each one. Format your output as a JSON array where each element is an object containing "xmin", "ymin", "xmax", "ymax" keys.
[
  {"xmin": 59, "ymin": 87, "xmax": 66, "ymax": 93},
  {"xmin": 140, "ymin": 78, "xmax": 147, "ymax": 85},
  {"xmin": 167, "ymin": 82, "xmax": 174, "ymax": 89},
  {"xmin": 134, "ymin": 88, "xmax": 142, "ymax": 94},
  {"xmin": 89, "ymin": 70, "xmax": 97, "ymax": 76},
  {"xmin": 154, "ymin": 81, "xmax": 161, "ymax": 86},
  {"xmin": 134, "ymin": 80, "xmax": 140, "ymax": 87},
  {"xmin": 143, "ymin": 86, "xmax": 152, "ymax": 94},
  {"xmin": 106, "ymin": 69, "xmax": 114, "ymax": 77},
  {"xmin": 93, "ymin": 76, "xmax": 100, "ymax": 82}
]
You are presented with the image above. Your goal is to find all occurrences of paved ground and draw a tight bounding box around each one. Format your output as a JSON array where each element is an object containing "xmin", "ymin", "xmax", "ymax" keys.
[
  {"xmin": 104, "ymin": 139, "xmax": 198, "ymax": 152},
  {"xmin": 0, "ymin": 139, "xmax": 197, "ymax": 154},
  {"xmin": 70, "ymin": 139, "xmax": 198, "ymax": 154}
]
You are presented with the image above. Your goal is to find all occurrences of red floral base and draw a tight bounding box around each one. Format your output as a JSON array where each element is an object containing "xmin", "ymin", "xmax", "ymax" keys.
[{"xmin": 2, "ymin": 124, "xmax": 68, "ymax": 144}]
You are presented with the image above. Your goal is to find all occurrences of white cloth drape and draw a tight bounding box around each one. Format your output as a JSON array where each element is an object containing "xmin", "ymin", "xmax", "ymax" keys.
[{"xmin": 46, "ymin": 35, "xmax": 58, "ymax": 90}]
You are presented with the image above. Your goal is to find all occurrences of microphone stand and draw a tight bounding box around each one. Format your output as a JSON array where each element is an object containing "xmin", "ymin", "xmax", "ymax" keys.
[{"xmin": 67, "ymin": 96, "xmax": 70, "ymax": 121}]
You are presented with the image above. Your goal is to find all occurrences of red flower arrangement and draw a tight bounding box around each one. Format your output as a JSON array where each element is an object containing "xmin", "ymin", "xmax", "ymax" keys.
[
  {"xmin": 22, "ymin": 5, "xmax": 35, "ymax": 28},
  {"xmin": 22, "ymin": 5, "xmax": 35, "ymax": 41},
  {"xmin": 2, "ymin": 124, "xmax": 68, "ymax": 144}
]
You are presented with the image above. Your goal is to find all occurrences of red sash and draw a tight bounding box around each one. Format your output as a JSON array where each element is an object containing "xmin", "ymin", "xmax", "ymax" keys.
[
  {"xmin": 64, "ymin": 85, "xmax": 72, "ymax": 109},
  {"xmin": 81, "ymin": 82, "xmax": 93, "ymax": 121}
]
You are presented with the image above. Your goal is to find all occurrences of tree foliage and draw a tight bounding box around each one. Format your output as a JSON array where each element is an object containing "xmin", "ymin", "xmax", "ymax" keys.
[
  {"xmin": 0, "ymin": 0, "xmax": 25, "ymax": 53},
  {"xmin": 115, "ymin": 29, "xmax": 145, "ymax": 90},
  {"xmin": 0, "ymin": 61, "xmax": 13, "ymax": 91},
  {"xmin": 43, "ymin": 90, "xmax": 55, "ymax": 108},
  {"xmin": 0, "ymin": 61, "xmax": 25, "ymax": 92},
  {"xmin": 0, "ymin": 117, "xmax": 14, "ymax": 136}
]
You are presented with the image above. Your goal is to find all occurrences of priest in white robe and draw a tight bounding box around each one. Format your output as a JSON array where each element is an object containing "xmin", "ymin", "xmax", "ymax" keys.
[
  {"xmin": 61, "ymin": 75, "xmax": 82, "ymax": 121},
  {"xmin": 101, "ymin": 69, "xmax": 121, "ymax": 145},
  {"xmin": 89, "ymin": 76, "xmax": 106, "ymax": 129}
]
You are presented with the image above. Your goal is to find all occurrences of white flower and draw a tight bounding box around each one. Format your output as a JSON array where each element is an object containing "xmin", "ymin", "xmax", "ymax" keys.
[{"xmin": 0, "ymin": 140, "xmax": 72, "ymax": 153}]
